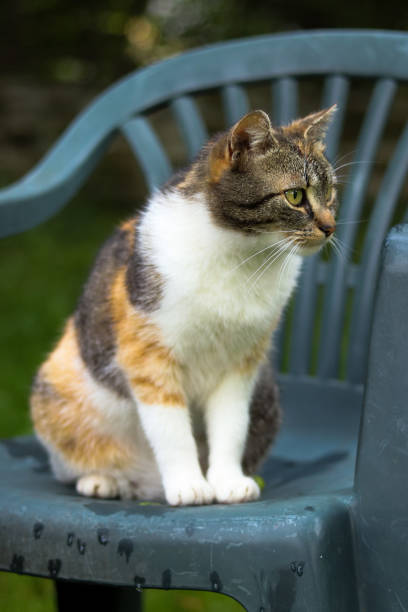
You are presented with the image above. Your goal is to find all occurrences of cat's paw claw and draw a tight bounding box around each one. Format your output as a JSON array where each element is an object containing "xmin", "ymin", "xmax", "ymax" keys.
[
  {"xmin": 208, "ymin": 472, "xmax": 261, "ymax": 504},
  {"xmin": 76, "ymin": 474, "xmax": 119, "ymax": 499},
  {"xmin": 164, "ymin": 478, "xmax": 214, "ymax": 506}
]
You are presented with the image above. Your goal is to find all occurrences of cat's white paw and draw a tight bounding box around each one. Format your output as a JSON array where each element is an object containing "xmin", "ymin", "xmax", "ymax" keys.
[
  {"xmin": 76, "ymin": 474, "xmax": 119, "ymax": 499},
  {"xmin": 207, "ymin": 470, "xmax": 260, "ymax": 504},
  {"xmin": 164, "ymin": 477, "xmax": 215, "ymax": 506}
]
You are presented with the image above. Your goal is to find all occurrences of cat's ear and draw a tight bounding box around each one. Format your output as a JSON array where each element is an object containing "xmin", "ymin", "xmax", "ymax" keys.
[
  {"xmin": 288, "ymin": 105, "xmax": 337, "ymax": 145},
  {"xmin": 208, "ymin": 110, "xmax": 276, "ymax": 180},
  {"xmin": 228, "ymin": 110, "xmax": 277, "ymax": 166}
]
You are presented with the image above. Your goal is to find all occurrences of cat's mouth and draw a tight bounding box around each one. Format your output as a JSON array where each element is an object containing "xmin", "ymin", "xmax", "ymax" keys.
[{"xmin": 295, "ymin": 235, "xmax": 333, "ymax": 256}]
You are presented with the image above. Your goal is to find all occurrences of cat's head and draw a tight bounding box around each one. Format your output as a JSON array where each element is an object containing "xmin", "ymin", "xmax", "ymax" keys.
[{"xmin": 206, "ymin": 107, "xmax": 338, "ymax": 255}]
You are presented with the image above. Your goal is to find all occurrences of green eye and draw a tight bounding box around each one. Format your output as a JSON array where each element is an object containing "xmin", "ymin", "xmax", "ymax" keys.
[{"xmin": 284, "ymin": 188, "xmax": 304, "ymax": 206}]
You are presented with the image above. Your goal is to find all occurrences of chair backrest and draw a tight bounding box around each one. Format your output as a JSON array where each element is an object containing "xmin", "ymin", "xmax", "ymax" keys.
[{"xmin": 1, "ymin": 30, "xmax": 407, "ymax": 386}]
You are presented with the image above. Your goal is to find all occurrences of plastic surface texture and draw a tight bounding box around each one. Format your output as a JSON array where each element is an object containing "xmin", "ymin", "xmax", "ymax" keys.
[{"xmin": 1, "ymin": 30, "xmax": 408, "ymax": 611}]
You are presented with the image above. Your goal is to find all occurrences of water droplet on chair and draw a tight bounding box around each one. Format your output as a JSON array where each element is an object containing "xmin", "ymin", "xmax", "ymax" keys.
[
  {"xmin": 297, "ymin": 562, "xmax": 305, "ymax": 577},
  {"xmin": 33, "ymin": 522, "xmax": 44, "ymax": 539},
  {"xmin": 97, "ymin": 528, "xmax": 109, "ymax": 545},
  {"xmin": 48, "ymin": 559, "xmax": 62, "ymax": 577},
  {"xmin": 77, "ymin": 539, "xmax": 86, "ymax": 555},
  {"xmin": 118, "ymin": 539, "xmax": 134, "ymax": 563},
  {"xmin": 134, "ymin": 576, "xmax": 146, "ymax": 592}
]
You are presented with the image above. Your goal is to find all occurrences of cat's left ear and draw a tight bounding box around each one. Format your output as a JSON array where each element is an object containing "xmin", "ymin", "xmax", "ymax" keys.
[{"xmin": 289, "ymin": 105, "xmax": 337, "ymax": 145}]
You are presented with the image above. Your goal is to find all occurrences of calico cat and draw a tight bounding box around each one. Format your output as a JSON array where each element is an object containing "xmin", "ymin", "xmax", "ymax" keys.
[{"xmin": 31, "ymin": 107, "xmax": 337, "ymax": 506}]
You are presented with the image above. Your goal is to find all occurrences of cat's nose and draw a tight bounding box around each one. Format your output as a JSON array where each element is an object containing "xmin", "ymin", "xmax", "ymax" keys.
[{"xmin": 318, "ymin": 222, "xmax": 336, "ymax": 237}]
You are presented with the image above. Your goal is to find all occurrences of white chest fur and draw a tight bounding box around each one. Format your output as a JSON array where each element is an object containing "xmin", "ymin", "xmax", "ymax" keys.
[{"xmin": 140, "ymin": 190, "xmax": 302, "ymax": 400}]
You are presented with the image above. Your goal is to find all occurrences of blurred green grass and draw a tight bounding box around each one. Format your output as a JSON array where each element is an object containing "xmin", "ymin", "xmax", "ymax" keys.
[
  {"xmin": 0, "ymin": 192, "xmax": 242, "ymax": 612},
  {"xmin": 0, "ymin": 572, "xmax": 243, "ymax": 612}
]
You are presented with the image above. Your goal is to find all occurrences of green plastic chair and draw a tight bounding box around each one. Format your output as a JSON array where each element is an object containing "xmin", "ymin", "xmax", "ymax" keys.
[{"xmin": 1, "ymin": 30, "xmax": 408, "ymax": 611}]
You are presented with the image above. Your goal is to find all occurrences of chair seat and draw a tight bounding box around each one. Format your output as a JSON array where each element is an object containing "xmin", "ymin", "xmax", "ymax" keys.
[{"xmin": 0, "ymin": 376, "xmax": 362, "ymax": 611}]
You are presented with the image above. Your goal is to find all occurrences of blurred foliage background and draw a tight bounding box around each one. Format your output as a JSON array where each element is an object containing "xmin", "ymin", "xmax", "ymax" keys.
[{"xmin": 1, "ymin": 1, "xmax": 407, "ymax": 611}]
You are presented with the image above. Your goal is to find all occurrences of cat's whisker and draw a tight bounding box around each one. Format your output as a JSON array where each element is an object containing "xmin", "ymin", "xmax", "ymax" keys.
[
  {"xmin": 333, "ymin": 160, "xmax": 374, "ymax": 173},
  {"xmin": 255, "ymin": 229, "xmax": 299, "ymax": 235},
  {"xmin": 333, "ymin": 244, "xmax": 347, "ymax": 263},
  {"xmin": 332, "ymin": 150, "xmax": 357, "ymax": 168},
  {"xmin": 335, "ymin": 218, "xmax": 366, "ymax": 226},
  {"xmin": 246, "ymin": 240, "xmax": 292, "ymax": 291},
  {"xmin": 328, "ymin": 238, "xmax": 343, "ymax": 261},
  {"xmin": 329, "ymin": 235, "xmax": 350, "ymax": 262},
  {"xmin": 333, "ymin": 234, "xmax": 353, "ymax": 252},
  {"xmin": 227, "ymin": 239, "xmax": 289, "ymax": 276},
  {"xmin": 243, "ymin": 249, "xmax": 287, "ymax": 291},
  {"xmin": 278, "ymin": 242, "xmax": 300, "ymax": 288},
  {"xmin": 249, "ymin": 238, "xmax": 297, "ymax": 290},
  {"xmin": 246, "ymin": 243, "xmax": 291, "ymax": 288}
]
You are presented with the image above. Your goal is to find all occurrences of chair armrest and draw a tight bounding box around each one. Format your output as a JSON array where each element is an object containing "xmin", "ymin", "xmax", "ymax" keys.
[
  {"xmin": 354, "ymin": 223, "xmax": 408, "ymax": 610},
  {"xmin": 0, "ymin": 128, "xmax": 115, "ymax": 239}
]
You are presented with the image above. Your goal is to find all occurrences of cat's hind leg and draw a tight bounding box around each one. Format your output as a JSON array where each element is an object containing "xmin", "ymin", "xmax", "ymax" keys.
[
  {"xmin": 30, "ymin": 320, "xmax": 163, "ymax": 501},
  {"xmin": 76, "ymin": 473, "xmax": 137, "ymax": 499},
  {"xmin": 31, "ymin": 373, "xmax": 163, "ymax": 501}
]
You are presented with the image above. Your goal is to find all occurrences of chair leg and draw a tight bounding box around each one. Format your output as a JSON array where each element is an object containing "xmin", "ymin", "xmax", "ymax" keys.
[{"xmin": 55, "ymin": 580, "xmax": 142, "ymax": 612}]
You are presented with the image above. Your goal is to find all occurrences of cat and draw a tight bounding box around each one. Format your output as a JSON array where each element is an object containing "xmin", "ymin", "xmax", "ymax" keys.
[{"xmin": 31, "ymin": 106, "xmax": 337, "ymax": 506}]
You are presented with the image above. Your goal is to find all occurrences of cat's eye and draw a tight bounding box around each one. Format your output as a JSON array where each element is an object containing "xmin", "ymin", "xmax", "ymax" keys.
[{"xmin": 284, "ymin": 188, "xmax": 304, "ymax": 206}]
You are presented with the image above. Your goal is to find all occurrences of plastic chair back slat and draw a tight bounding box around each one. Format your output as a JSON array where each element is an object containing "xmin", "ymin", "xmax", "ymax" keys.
[
  {"xmin": 317, "ymin": 77, "xmax": 397, "ymax": 379},
  {"xmin": 272, "ymin": 77, "xmax": 298, "ymax": 126},
  {"xmin": 347, "ymin": 121, "xmax": 408, "ymax": 382},
  {"xmin": 170, "ymin": 96, "xmax": 209, "ymax": 160},
  {"xmin": 120, "ymin": 116, "xmax": 173, "ymax": 193},
  {"xmin": 321, "ymin": 75, "xmax": 350, "ymax": 162},
  {"xmin": 221, "ymin": 84, "xmax": 251, "ymax": 126},
  {"xmin": 336, "ymin": 78, "xmax": 397, "ymax": 247}
]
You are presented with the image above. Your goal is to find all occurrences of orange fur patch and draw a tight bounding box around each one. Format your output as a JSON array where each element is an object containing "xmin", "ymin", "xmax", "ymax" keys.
[
  {"xmin": 209, "ymin": 155, "xmax": 230, "ymax": 183},
  {"xmin": 111, "ymin": 268, "xmax": 185, "ymax": 407},
  {"xmin": 120, "ymin": 218, "xmax": 136, "ymax": 239},
  {"xmin": 208, "ymin": 139, "xmax": 230, "ymax": 183},
  {"xmin": 174, "ymin": 170, "xmax": 198, "ymax": 191},
  {"xmin": 31, "ymin": 319, "xmax": 133, "ymax": 471}
]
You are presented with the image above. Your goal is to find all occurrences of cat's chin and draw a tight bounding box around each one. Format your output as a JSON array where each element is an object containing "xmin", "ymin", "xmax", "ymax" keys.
[{"xmin": 298, "ymin": 241, "xmax": 327, "ymax": 256}]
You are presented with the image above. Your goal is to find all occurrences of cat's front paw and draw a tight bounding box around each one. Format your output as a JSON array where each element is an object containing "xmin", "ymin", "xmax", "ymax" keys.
[
  {"xmin": 164, "ymin": 477, "xmax": 215, "ymax": 506},
  {"xmin": 207, "ymin": 470, "xmax": 260, "ymax": 504}
]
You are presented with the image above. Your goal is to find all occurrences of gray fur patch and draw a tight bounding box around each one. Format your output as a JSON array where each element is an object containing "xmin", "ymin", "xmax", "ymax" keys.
[
  {"xmin": 31, "ymin": 373, "xmax": 59, "ymax": 401},
  {"xmin": 242, "ymin": 362, "xmax": 281, "ymax": 475},
  {"xmin": 74, "ymin": 228, "xmax": 132, "ymax": 399},
  {"xmin": 126, "ymin": 225, "xmax": 163, "ymax": 312}
]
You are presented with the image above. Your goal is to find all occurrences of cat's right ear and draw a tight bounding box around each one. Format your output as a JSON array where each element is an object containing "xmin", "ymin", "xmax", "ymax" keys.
[
  {"xmin": 209, "ymin": 110, "xmax": 276, "ymax": 181},
  {"xmin": 228, "ymin": 110, "xmax": 276, "ymax": 166}
]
